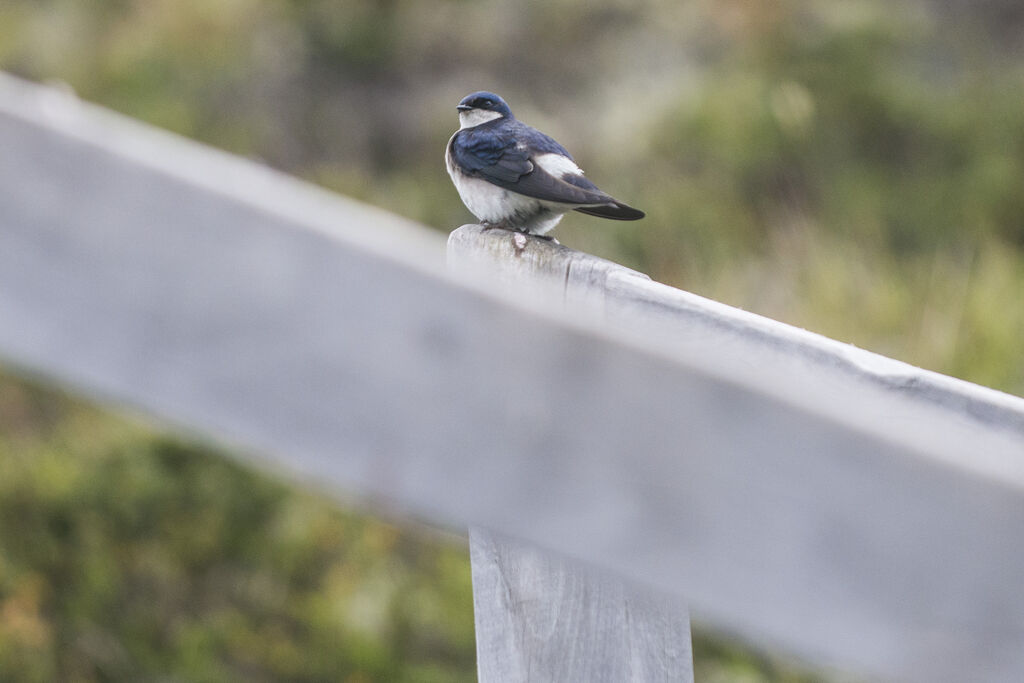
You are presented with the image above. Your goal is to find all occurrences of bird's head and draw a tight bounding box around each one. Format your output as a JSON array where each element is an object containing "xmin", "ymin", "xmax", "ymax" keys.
[{"xmin": 456, "ymin": 91, "xmax": 512, "ymax": 129}]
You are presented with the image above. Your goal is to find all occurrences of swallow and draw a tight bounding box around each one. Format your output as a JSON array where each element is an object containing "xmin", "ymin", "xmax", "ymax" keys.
[{"xmin": 446, "ymin": 91, "xmax": 644, "ymax": 236}]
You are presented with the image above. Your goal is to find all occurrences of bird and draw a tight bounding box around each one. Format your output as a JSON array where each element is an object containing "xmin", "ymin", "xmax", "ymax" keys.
[{"xmin": 445, "ymin": 91, "xmax": 644, "ymax": 236}]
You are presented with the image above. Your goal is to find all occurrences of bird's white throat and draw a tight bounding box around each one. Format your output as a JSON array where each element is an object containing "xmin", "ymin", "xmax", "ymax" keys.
[{"xmin": 459, "ymin": 109, "xmax": 504, "ymax": 129}]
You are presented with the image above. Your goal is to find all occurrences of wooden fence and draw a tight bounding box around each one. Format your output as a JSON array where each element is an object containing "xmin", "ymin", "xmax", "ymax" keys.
[{"xmin": 2, "ymin": 71, "xmax": 1024, "ymax": 682}]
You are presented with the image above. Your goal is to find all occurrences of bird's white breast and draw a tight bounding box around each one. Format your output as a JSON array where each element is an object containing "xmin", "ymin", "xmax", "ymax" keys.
[{"xmin": 446, "ymin": 144, "xmax": 538, "ymax": 223}]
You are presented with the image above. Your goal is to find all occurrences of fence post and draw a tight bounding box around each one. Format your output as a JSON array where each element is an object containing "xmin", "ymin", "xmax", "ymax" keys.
[
  {"xmin": 470, "ymin": 530, "xmax": 692, "ymax": 683},
  {"xmin": 448, "ymin": 226, "xmax": 694, "ymax": 683}
]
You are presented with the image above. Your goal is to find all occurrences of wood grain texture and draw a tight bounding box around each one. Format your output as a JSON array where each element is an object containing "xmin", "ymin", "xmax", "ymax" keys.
[
  {"xmin": 4, "ymin": 73, "xmax": 1024, "ymax": 682},
  {"xmin": 450, "ymin": 224, "xmax": 1024, "ymax": 439},
  {"xmin": 470, "ymin": 530, "xmax": 692, "ymax": 683}
]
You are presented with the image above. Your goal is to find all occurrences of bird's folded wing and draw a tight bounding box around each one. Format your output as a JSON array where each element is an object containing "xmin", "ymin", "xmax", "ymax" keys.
[{"xmin": 452, "ymin": 132, "xmax": 614, "ymax": 206}]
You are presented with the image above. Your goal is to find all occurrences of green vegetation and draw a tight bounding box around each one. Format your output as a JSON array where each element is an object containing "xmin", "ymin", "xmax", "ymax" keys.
[
  {"xmin": 0, "ymin": 373, "xmax": 475, "ymax": 682},
  {"xmin": 1, "ymin": 0, "xmax": 1022, "ymax": 680}
]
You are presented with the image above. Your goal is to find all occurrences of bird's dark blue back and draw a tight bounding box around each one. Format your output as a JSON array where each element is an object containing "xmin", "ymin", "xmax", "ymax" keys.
[{"xmin": 452, "ymin": 118, "xmax": 574, "ymax": 175}]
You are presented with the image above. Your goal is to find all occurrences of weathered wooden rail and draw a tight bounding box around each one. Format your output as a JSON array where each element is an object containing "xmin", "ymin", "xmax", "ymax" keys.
[{"xmin": 2, "ymin": 72, "xmax": 1024, "ymax": 682}]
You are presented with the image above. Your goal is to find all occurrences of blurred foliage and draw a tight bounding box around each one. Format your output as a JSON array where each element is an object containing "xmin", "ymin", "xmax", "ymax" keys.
[
  {"xmin": 1, "ymin": 0, "xmax": 1023, "ymax": 680},
  {"xmin": 0, "ymin": 372, "xmax": 476, "ymax": 682}
]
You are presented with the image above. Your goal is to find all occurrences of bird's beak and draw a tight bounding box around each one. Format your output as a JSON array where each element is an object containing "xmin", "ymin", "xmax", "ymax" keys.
[{"xmin": 456, "ymin": 104, "xmax": 473, "ymax": 111}]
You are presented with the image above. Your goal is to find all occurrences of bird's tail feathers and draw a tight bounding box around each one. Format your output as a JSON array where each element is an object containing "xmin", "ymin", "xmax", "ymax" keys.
[{"xmin": 574, "ymin": 201, "xmax": 645, "ymax": 221}]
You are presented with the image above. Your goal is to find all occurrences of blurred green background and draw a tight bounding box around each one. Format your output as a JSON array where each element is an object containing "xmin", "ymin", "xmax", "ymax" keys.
[{"xmin": 1, "ymin": 0, "xmax": 1022, "ymax": 680}]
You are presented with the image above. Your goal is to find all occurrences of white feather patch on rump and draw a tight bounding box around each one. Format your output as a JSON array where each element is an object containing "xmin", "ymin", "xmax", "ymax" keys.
[{"xmin": 534, "ymin": 152, "xmax": 584, "ymax": 177}]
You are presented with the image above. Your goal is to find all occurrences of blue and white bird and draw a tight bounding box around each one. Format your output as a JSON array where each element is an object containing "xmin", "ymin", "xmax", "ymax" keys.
[{"xmin": 446, "ymin": 91, "xmax": 644, "ymax": 236}]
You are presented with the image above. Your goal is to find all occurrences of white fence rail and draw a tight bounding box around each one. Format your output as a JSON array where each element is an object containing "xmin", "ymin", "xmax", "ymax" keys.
[{"xmin": 2, "ymin": 72, "xmax": 1024, "ymax": 682}]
